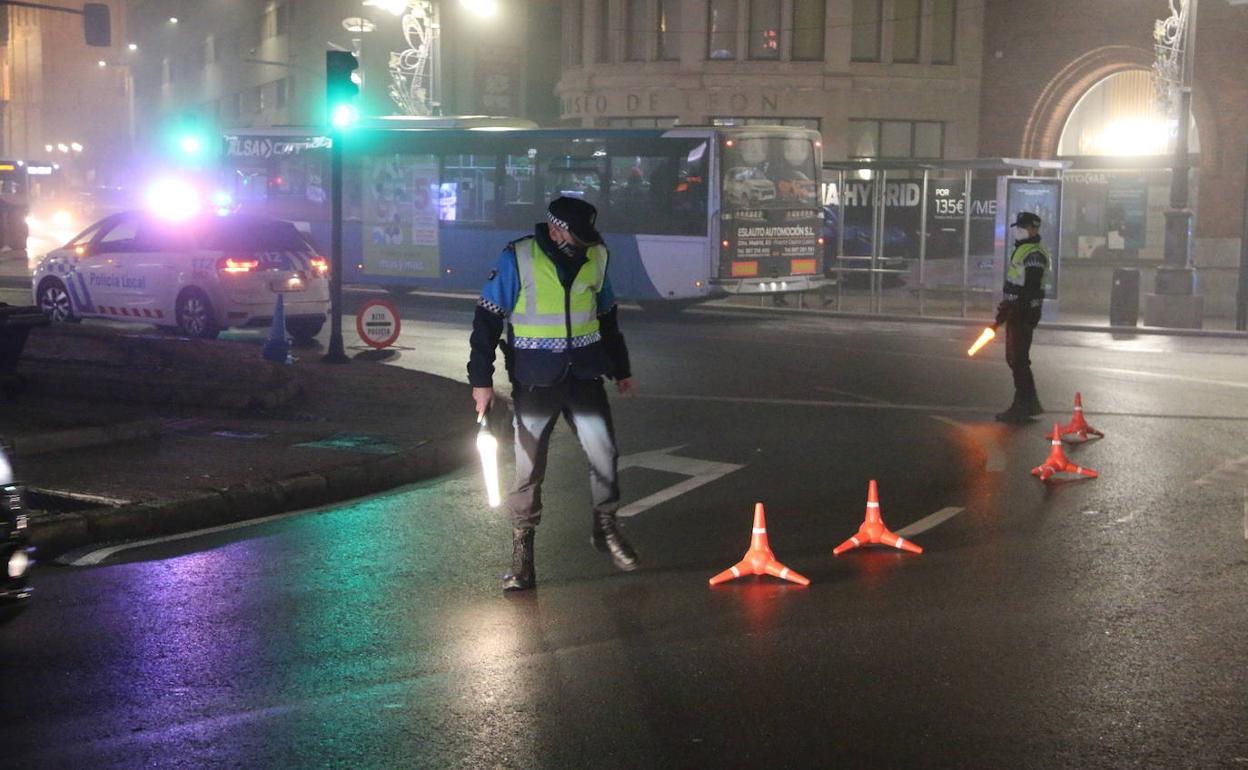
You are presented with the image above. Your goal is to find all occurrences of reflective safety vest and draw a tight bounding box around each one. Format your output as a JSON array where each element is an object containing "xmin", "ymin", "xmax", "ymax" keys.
[
  {"xmin": 1003, "ymin": 242, "xmax": 1052, "ymax": 300},
  {"xmin": 511, "ymin": 238, "xmax": 608, "ymax": 351}
]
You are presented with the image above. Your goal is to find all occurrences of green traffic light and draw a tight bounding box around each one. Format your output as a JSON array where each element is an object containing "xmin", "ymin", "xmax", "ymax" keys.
[
  {"xmin": 178, "ymin": 134, "xmax": 203, "ymax": 155},
  {"xmin": 330, "ymin": 103, "xmax": 359, "ymax": 129}
]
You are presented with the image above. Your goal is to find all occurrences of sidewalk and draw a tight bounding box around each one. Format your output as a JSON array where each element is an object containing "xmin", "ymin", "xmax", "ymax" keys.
[{"xmin": 2, "ymin": 322, "xmax": 476, "ymax": 559}]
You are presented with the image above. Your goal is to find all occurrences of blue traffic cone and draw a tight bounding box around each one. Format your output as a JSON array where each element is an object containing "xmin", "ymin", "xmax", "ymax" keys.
[{"xmin": 262, "ymin": 294, "xmax": 291, "ymax": 363}]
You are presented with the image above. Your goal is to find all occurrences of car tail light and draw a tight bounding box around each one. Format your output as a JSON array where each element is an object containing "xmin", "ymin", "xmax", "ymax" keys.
[
  {"xmin": 217, "ymin": 256, "xmax": 260, "ymax": 273},
  {"xmin": 309, "ymin": 256, "xmax": 329, "ymax": 275}
]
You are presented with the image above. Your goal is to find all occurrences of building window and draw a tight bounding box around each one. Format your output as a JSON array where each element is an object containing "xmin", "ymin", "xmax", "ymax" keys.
[
  {"xmin": 262, "ymin": 1, "xmax": 287, "ymax": 40},
  {"xmin": 848, "ymin": 119, "xmax": 944, "ymax": 160},
  {"xmin": 931, "ymin": 0, "xmax": 956, "ymax": 64},
  {"xmin": 565, "ymin": 0, "xmax": 584, "ymax": 66},
  {"xmin": 254, "ymin": 84, "xmax": 267, "ymax": 113},
  {"xmin": 596, "ymin": 0, "xmax": 611, "ymax": 62},
  {"xmin": 748, "ymin": 0, "xmax": 780, "ymax": 59},
  {"xmin": 658, "ymin": 0, "xmax": 680, "ymax": 60},
  {"xmin": 790, "ymin": 0, "xmax": 824, "ymax": 61},
  {"xmin": 707, "ymin": 0, "xmax": 737, "ymax": 60},
  {"xmin": 274, "ymin": 78, "xmax": 288, "ymax": 109},
  {"xmin": 892, "ymin": 0, "xmax": 919, "ymax": 62},
  {"xmin": 227, "ymin": 92, "xmax": 242, "ymax": 121},
  {"xmin": 850, "ymin": 0, "xmax": 881, "ymax": 62},
  {"xmin": 625, "ymin": 0, "xmax": 647, "ymax": 61}
]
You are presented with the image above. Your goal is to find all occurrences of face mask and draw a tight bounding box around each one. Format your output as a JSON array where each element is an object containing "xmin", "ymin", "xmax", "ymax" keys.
[{"xmin": 1013, "ymin": 226, "xmax": 1031, "ymax": 240}]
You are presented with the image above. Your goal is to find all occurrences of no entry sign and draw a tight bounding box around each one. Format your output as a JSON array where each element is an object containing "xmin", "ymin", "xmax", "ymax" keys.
[{"xmin": 356, "ymin": 299, "xmax": 401, "ymax": 349}]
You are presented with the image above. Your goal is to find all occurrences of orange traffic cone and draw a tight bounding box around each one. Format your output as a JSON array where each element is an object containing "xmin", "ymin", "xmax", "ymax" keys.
[
  {"xmin": 709, "ymin": 503, "xmax": 810, "ymax": 586},
  {"xmin": 1031, "ymin": 423, "xmax": 1099, "ymax": 481},
  {"xmin": 832, "ymin": 480, "xmax": 922, "ymax": 556},
  {"xmin": 1059, "ymin": 392, "xmax": 1104, "ymax": 442}
]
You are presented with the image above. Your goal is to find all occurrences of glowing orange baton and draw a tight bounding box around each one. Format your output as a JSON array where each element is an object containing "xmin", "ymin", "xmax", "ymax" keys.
[{"xmin": 967, "ymin": 325, "xmax": 997, "ymax": 356}]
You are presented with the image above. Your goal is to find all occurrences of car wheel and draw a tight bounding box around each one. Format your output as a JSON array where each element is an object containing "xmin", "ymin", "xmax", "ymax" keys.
[
  {"xmin": 35, "ymin": 278, "xmax": 79, "ymax": 323},
  {"xmin": 176, "ymin": 288, "xmax": 220, "ymax": 339},
  {"xmin": 286, "ymin": 317, "xmax": 325, "ymax": 345}
]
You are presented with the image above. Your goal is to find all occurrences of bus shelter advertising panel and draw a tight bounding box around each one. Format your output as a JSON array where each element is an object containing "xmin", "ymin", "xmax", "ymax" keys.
[
  {"xmin": 995, "ymin": 177, "xmax": 1063, "ymax": 301},
  {"xmin": 362, "ymin": 153, "xmax": 441, "ymax": 278}
]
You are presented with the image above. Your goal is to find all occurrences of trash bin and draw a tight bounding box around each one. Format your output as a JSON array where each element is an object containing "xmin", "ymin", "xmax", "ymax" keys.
[
  {"xmin": 1109, "ymin": 267, "xmax": 1141, "ymax": 327},
  {"xmin": 0, "ymin": 304, "xmax": 49, "ymax": 398}
]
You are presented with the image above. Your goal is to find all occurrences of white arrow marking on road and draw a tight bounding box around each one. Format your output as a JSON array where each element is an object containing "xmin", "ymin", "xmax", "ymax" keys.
[
  {"xmin": 616, "ymin": 444, "xmax": 745, "ymax": 518},
  {"xmin": 929, "ymin": 416, "xmax": 1007, "ymax": 472},
  {"xmin": 895, "ymin": 507, "xmax": 965, "ymax": 538}
]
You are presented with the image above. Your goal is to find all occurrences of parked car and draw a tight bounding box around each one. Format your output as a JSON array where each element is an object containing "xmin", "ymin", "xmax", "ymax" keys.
[
  {"xmin": 0, "ymin": 443, "xmax": 32, "ymax": 618},
  {"xmin": 31, "ymin": 211, "xmax": 330, "ymax": 342}
]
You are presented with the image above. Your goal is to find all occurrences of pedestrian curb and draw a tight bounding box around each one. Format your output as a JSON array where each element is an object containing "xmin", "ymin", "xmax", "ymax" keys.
[
  {"xmin": 7, "ymin": 418, "xmax": 164, "ymax": 457},
  {"xmin": 28, "ymin": 426, "xmax": 478, "ymax": 560}
]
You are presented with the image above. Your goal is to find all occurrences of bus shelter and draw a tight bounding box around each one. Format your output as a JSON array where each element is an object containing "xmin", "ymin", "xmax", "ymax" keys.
[{"xmin": 819, "ymin": 158, "xmax": 1069, "ymax": 318}]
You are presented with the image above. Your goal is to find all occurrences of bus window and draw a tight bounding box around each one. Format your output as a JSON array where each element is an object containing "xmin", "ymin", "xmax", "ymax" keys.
[
  {"xmin": 502, "ymin": 153, "xmax": 536, "ymax": 205},
  {"xmin": 440, "ymin": 154, "xmax": 497, "ymax": 223},
  {"xmin": 541, "ymin": 136, "xmax": 607, "ymax": 208},
  {"xmin": 605, "ymin": 140, "xmax": 707, "ymax": 236},
  {"xmin": 722, "ymin": 134, "xmax": 818, "ymax": 208}
]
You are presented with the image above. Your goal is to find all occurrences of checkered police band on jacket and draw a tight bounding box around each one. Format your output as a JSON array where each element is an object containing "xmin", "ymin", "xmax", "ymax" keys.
[
  {"xmin": 467, "ymin": 196, "xmax": 639, "ymax": 591},
  {"xmin": 995, "ymin": 211, "xmax": 1051, "ymax": 424}
]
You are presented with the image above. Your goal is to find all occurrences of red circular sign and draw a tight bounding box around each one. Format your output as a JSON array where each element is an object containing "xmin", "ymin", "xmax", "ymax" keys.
[{"xmin": 356, "ymin": 299, "xmax": 401, "ymax": 349}]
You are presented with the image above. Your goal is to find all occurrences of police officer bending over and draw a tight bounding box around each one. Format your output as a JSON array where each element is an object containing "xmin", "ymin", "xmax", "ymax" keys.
[
  {"xmin": 995, "ymin": 211, "xmax": 1052, "ymax": 423},
  {"xmin": 468, "ymin": 196, "xmax": 638, "ymax": 591}
]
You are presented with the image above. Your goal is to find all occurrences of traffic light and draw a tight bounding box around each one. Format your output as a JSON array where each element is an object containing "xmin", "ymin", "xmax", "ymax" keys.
[
  {"xmin": 169, "ymin": 113, "xmax": 208, "ymax": 162},
  {"xmin": 83, "ymin": 3, "xmax": 111, "ymax": 47},
  {"xmin": 326, "ymin": 51, "xmax": 360, "ymax": 129}
]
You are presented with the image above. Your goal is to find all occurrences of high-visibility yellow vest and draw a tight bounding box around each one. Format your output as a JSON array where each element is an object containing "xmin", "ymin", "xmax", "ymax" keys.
[
  {"xmin": 511, "ymin": 238, "xmax": 608, "ymax": 351},
  {"xmin": 1004, "ymin": 242, "xmax": 1052, "ymax": 296}
]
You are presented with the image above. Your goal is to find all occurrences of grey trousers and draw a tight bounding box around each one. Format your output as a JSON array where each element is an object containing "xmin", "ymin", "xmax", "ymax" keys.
[{"xmin": 508, "ymin": 378, "xmax": 621, "ymax": 530}]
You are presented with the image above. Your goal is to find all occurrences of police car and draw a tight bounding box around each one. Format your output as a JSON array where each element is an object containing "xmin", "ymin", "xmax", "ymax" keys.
[{"xmin": 31, "ymin": 211, "xmax": 330, "ymax": 341}]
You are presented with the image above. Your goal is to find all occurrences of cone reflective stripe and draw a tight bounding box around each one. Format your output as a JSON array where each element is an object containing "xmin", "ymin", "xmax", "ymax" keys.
[
  {"xmin": 709, "ymin": 503, "xmax": 809, "ymax": 586},
  {"xmin": 1059, "ymin": 392, "xmax": 1104, "ymax": 442},
  {"xmin": 832, "ymin": 480, "xmax": 923, "ymax": 555},
  {"xmin": 967, "ymin": 325, "xmax": 996, "ymax": 356},
  {"xmin": 476, "ymin": 415, "xmax": 501, "ymax": 508},
  {"xmin": 1031, "ymin": 423, "xmax": 1098, "ymax": 481}
]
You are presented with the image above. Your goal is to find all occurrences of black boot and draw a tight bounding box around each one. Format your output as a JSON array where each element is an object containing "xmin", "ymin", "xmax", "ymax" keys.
[
  {"xmin": 592, "ymin": 511, "xmax": 639, "ymax": 571},
  {"xmin": 995, "ymin": 400, "xmax": 1033, "ymax": 423},
  {"xmin": 501, "ymin": 528, "xmax": 536, "ymax": 591}
]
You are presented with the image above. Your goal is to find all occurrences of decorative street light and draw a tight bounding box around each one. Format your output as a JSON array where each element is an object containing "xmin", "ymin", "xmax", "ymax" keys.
[
  {"xmin": 364, "ymin": 0, "xmax": 442, "ymax": 116},
  {"xmin": 1152, "ymin": 0, "xmax": 1200, "ymax": 319}
]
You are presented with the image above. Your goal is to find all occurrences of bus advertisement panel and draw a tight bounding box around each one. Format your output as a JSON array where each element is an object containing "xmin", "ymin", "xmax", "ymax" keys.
[
  {"xmin": 718, "ymin": 130, "xmax": 823, "ymax": 287},
  {"xmin": 362, "ymin": 153, "xmax": 440, "ymax": 278}
]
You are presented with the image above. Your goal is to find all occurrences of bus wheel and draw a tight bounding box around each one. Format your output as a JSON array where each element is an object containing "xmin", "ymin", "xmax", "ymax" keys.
[
  {"xmin": 176, "ymin": 288, "xmax": 220, "ymax": 339},
  {"xmin": 36, "ymin": 278, "xmax": 79, "ymax": 323}
]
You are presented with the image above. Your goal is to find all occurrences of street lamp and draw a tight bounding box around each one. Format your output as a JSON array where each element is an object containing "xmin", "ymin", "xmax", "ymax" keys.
[{"xmin": 1151, "ymin": 0, "xmax": 1201, "ymax": 327}]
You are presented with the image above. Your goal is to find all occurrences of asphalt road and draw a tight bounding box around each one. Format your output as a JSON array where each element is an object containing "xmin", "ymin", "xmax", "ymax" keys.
[{"xmin": 3, "ymin": 294, "xmax": 1248, "ymax": 769}]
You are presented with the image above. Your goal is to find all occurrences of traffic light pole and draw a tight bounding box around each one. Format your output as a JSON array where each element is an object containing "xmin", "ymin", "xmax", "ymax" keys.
[{"xmin": 322, "ymin": 129, "xmax": 349, "ymax": 364}]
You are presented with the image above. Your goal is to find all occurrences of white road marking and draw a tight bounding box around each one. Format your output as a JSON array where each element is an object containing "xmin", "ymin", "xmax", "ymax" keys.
[
  {"xmin": 815, "ymin": 385, "xmax": 891, "ymax": 404},
  {"xmin": 61, "ymin": 508, "xmax": 313, "ymax": 567},
  {"xmin": 616, "ymin": 444, "xmax": 745, "ymax": 518},
  {"xmin": 1243, "ymin": 488, "xmax": 1247, "ymax": 541},
  {"xmin": 634, "ymin": 393, "xmax": 994, "ymax": 414},
  {"xmin": 1088, "ymin": 366, "xmax": 1248, "ymax": 391},
  {"xmin": 895, "ymin": 507, "xmax": 965, "ymax": 538},
  {"xmin": 929, "ymin": 416, "xmax": 1007, "ymax": 472}
]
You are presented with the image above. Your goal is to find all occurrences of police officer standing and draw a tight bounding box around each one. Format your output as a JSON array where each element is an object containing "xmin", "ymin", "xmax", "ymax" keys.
[
  {"xmin": 995, "ymin": 211, "xmax": 1052, "ymax": 423},
  {"xmin": 468, "ymin": 196, "xmax": 638, "ymax": 591}
]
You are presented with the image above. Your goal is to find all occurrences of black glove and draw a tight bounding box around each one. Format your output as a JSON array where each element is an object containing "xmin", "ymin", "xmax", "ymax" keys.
[{"xmin": 994, "ymin": 300, "xmax": 1012, "ymax": 326}]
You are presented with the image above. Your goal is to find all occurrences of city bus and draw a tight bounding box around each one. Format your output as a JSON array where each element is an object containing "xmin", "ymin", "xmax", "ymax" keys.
[
  {"xmin": 0, "ymin": 161, "xmax": 30, "ymax": 251},
  {"xmin": 219, "ymin": 121, "xmax": 826, "ymax": 309}
]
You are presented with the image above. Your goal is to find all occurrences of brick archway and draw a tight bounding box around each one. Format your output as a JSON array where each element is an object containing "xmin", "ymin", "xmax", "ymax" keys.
[{"xmin": 1021, "ymin": 45, "xmax": 1155, "ymax": 159}]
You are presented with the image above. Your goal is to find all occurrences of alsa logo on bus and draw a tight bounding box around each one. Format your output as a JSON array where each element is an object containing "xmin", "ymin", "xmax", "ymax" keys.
[{"xmin": 225, "ymin": 136, "xmax": 332, "ymax": 159}]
